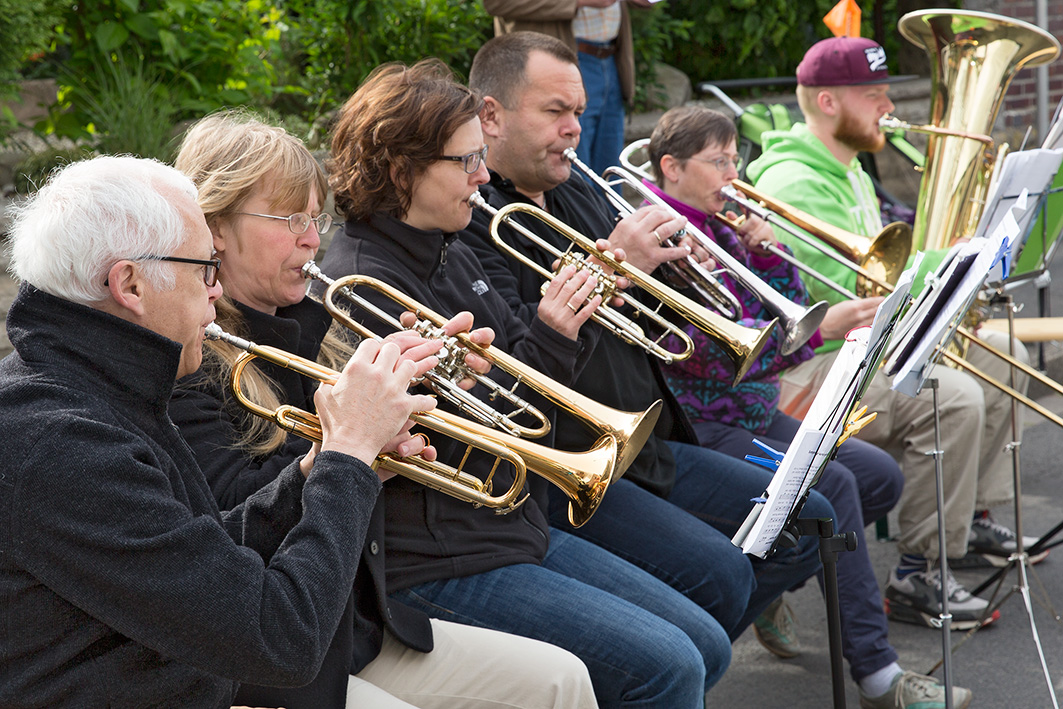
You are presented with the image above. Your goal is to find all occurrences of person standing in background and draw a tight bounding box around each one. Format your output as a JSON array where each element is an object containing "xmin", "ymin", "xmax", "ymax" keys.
[{"xmin": 483, "ymin": 0, "xmax": 653, "ymax": 174}]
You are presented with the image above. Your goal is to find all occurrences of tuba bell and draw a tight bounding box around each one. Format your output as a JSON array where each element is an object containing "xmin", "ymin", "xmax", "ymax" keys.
[{"xmin": 895, "ymin": 9, "xmax": 1060, "ymax": 252}]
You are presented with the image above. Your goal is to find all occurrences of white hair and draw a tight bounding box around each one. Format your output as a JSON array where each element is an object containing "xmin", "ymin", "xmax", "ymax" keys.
[{"xmin": 6, "ymin": 155, "xmax": 199, "ymax": 305}]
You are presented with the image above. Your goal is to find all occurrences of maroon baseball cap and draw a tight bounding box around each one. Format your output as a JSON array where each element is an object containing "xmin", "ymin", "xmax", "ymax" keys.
[{"xmin": 796, "ymin": 36, "xmax": 917, "ymax": 87}]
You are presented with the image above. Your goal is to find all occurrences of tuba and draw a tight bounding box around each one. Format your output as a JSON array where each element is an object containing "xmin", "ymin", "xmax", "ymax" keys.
[
  {"xmin": 895, "ymin": 10, "xmax": 1060, "ymax": 252},
  {"xmin": 206, "ymin": 323, "xmax": 627, "ymax": 527}
]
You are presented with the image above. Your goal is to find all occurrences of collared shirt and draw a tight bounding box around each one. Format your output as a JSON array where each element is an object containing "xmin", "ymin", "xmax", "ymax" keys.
[{"xmin": 573, "ymin": 5, "xmax": 621, "ymax": 42}]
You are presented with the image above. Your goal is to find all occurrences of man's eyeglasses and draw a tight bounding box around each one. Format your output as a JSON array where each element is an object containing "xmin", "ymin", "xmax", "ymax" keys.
[
  {"xmin": 439, "ymin": 145, "xmax": 489, "ymax": 174},
  {"xmin": 688, "ymin": 155, "xmax": 743, "ymax": 173},
  {"xmin": 237, "ymin": 211, "xmax": 333, "ymax": 235},
  {"xmin": 136, "ymin": 255, "xmax": 221, "ymax": 287}
]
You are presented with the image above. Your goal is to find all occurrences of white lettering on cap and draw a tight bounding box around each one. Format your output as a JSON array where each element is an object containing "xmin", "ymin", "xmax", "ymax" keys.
[{"xmin": 864, "ymin": 46, "xmax": 887, "ymax": 73}]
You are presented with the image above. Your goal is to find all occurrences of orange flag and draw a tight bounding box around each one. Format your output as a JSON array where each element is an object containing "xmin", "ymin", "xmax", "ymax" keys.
[{"xmin": 823, "ymin": 0, "xmax": 862, "ymax": 38}]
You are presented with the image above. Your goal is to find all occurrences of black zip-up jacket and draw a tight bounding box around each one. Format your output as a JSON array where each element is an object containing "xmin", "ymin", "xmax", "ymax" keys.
[
  {"xmin": 316, "ymin": 213, "xmax": 593, "ymax": 591},
  {"xmin": 0, "ymin": 284, "xmax": 378, "ymax": 708},
  {"xmin": 170, "ymin": 296, "xmax": 432, "ymax": 709},
  {"xmin": 462, "ymin": 172, "xmax": 698, "ymax": 498}
]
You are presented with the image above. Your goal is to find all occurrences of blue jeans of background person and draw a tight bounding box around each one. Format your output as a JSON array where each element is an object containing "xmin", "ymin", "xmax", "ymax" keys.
[
  {"xmin": 549, "ymin": 475, "xmax": 757, "ymax": 638},
  {"xmin": 662, "ymin": 441, "xmax": 832, "ymax": 638},
  {"xmin": 577, "ymin": 48, "xmax": 626, "ymax": 176},
  {"xmin": 392, "ymin": 530, "xmax": 729, "ymax": 709},
  {"xmin": 692, "ymin": 413, "xmax": 904, "ymax": 681}
]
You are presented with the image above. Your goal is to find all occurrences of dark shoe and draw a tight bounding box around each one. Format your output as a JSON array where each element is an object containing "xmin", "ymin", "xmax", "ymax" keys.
[
  {"xmin": 884, "ymin": 565, "xmax": 999, "ymax": 630},
  {"xmin": 969, "ymin": 510, "xmax": 1049, "ymax": 566}
]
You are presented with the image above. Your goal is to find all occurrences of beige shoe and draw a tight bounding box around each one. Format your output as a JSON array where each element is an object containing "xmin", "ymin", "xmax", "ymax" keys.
[
  {"xmin": 752, "ymin": 596, "xmax": 800, "ymax": 659},
  {"xmin": 858, "ymin": 671, "xmax": 972, "ymax": 709}
]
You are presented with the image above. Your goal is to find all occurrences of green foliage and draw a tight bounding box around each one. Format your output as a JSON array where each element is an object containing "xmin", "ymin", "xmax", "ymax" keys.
[
  {"xmin": 0, "ymin": 0, "xmax": 63, "ymax": 93},
  {"xmin": 39, "ymin": 0, "xmax": 286, "ymax": 141},
  {"xmin": 280, "ymin": 0, "xmax": 493, "ymax": 119},
  {"xmin": 58, "ymin": 51, "xmax": 179, "ymax": 159},
  {"xmin": 630, "ymin": 3, "xmax": 693, "ymax": 112},
  {"xmin": 13, "ymin": 145, "xmax": 93, "ymax": 194},
  {"xmin": 666, "ymin": 0, "xmax": 838, "ymax": 84}
]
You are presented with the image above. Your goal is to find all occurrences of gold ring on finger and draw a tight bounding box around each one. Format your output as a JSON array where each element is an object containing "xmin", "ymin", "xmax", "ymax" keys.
[
  {"xmin": 566, "ymin": 302, "xmax": 579, "ymax": 313},
  {"xmin": 652, "ymin": 229, "xmax": 662, "ymax": 244}
]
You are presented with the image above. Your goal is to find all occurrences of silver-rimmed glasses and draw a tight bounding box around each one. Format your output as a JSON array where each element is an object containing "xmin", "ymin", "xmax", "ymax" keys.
[{"xmin": 237, "ymin": 211, "xmax": 333, "ymax": 235}]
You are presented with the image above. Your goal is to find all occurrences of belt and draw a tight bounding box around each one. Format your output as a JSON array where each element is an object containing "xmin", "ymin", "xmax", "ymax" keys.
[{"xmin": 576, "ymin": 39, "xmax": 617, "ymax": 59}]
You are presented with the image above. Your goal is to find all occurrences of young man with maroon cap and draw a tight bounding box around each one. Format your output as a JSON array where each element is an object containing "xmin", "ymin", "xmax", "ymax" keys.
[{"xmin": 748, "ymin": 35, "xmax": 1036, "ymax": 683}]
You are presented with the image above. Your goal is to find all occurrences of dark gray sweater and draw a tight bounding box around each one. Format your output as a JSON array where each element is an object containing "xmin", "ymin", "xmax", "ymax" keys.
[{"xmin": 0, "ymin": 284, "xmax": 379, "ymax": 708}]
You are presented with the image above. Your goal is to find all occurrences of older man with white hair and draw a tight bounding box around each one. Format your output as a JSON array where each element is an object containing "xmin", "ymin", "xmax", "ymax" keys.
[{"xmin": 0, "ymin": 155, "xmax": 438, "ymax": 708}]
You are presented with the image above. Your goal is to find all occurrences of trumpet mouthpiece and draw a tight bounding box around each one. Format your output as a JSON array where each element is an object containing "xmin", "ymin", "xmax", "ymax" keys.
[
  {"xmin": 467, "ymin": 191, "xmax": 487, "ymax": 209},
  {"xmin": 301, "ymin": 260, "xmax": 323, "ymax": 281}
]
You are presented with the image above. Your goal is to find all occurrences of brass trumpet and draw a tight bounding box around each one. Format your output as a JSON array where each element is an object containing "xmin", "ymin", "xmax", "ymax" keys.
[
  {"xmin": 469, "ymin": 192, "xmax": 776, "ymax": 385},
  {"xmin": 593, "ymin": 163, "xmax": 829, "ymax": 356},
  {"xmin": 205, "ymin": 323, "xmax": 624, "ymax": 527},
  {"xmin": 562, "ymin": 147, "xmax": 744, "ymax": 322},
  {"xmin": 304, "ymin": 265, "xmax": 662, "ymax": 477},
  {"xmin": 303, "ymin": 261, "xmax": 550, "ymax": 439}
]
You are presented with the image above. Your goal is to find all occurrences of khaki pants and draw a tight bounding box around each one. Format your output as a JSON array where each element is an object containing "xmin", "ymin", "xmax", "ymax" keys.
[
  {"xmin": 779, "ymin": 329, "xmax": 1028, "ymax": 560},
  {"xmin": 346, "ymin": 618, "xmax": 599, "ymax": 709}
]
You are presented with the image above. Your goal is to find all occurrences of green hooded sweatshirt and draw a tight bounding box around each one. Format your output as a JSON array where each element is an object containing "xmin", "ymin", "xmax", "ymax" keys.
[{"xmin": 747, "ymin": 122, "xmax": 943, "ymax": 353}]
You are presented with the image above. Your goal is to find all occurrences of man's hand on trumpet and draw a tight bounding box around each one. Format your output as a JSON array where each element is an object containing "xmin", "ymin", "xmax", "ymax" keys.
[
  {"xmin": 537, "ymin": 264, "xmax": 605, "ymax": 340},
  {"xmin": 606, "ymin": 205, "xmax": 690, "ymax": 273}
]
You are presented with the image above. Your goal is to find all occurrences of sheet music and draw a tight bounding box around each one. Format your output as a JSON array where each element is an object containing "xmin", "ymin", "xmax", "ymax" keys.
[
  {"xmin": 888, "ymin": 224, "xmax": 1013, "ymax": 397},
  {"xmin": 732, "ymin": 261, "xmax": 918, "ymax": 558},
  {"xmin": 978, "ymin": 146, "xmax": 1061, "ymax": 280}
]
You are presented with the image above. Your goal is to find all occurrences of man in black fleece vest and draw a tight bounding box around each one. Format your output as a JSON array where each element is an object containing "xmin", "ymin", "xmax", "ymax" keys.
[
  {"xmin": 0, "ymin": 156, "xmax": 436, "ymax": 708},
  {"xmin": 463, "ymin": 31, "xmax": 832, "ymax": 642}
]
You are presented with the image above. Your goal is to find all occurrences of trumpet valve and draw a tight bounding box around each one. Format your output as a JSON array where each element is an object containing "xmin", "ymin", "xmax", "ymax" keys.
[{"xmin": 555, "ymin": 250, "xmax": 618, "ymax": 302}]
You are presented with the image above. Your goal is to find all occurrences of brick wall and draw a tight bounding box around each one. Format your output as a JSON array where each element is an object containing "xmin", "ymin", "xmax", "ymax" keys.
[{"xmin": 991, "ymin": 0, "xmax": 1063, "ymax": 138}]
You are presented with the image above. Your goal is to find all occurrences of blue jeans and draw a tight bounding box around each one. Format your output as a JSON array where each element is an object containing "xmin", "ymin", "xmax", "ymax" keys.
[
  {"xmin": 392, "ymin": 530, "xmax": 729, "ymax": 709},
  {"xmin": 693, "ymin": 413, "xmax": 904, "ymax": 680},
  {"xmin": 549, "ymin": 474, "xmax": 757, "ymax": 639},
  {"xmin": 577, "ymin": 49, "xmax": 626, "ymax": 176},
  {"xmin": 662, "ymin": 441, "xmax": 832, "ymax": 636}
]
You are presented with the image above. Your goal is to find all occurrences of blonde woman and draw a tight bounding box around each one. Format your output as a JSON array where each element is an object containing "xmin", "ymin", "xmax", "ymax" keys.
[{"xmin": 169, "ymin": 110, "xmax": 599, "ymax": 709}]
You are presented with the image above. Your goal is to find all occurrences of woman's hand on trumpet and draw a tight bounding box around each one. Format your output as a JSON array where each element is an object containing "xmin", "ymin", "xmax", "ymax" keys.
[
  {"xmin": 406, "ymin": 309, "xmax": 497, "ymax": 391},
  {"xmin": 726, "ymin": 209, "xmax": 777, "ymax": 257},
  {"xmin": 537, "ymin": 264, "xmax": 604, "ymax": 340},
  {"xmin": 311, "ymin": 338, "xmax": 439, "ymax": 481}
]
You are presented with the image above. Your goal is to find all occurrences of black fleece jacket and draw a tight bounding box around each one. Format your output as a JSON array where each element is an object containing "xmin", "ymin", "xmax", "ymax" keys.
[
  {"xmin": 315, "ymin": 212, "xmax": 593, "ymax": 591},
  {"xmin": 170, "ymin": 296, "xmax": 433, "ymax": 709},
  {"xmin": 0, "ymin": 284, "xmax": 378, "ymax": 708},
  {"xmin": 461, "ymin": 172, "xmax": 698, "ymax": 498}
]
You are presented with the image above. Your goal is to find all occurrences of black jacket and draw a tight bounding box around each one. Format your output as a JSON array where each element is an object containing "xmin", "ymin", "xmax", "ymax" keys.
[
  {"xmin": 170, "ymin": 297, "xmax": 433, "ymax": 709},
  {"xmin": 462, "ymin": 173, "xmax": 697, "ymax": 497},
  {"xmin": 0, "ymin": 284, "xmax": 378, "ymax": 708},
  {"xmin": 316, "ymin": 213, "xmax": 592, "ymax": 591}
]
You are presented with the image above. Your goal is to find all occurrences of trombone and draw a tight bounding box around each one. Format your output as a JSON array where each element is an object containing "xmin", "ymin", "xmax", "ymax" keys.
[
  {"xmin": 205, "ymin": 323, "xmax": 624, "ymax": 527},
  {"xmin": 722, "ymin": 181, "xmax": 1063, "ymax": 430},
  {"xmin": 584, "ymin": 158, "xmax": 830, "ymax": 356},
  {"xmin": 304, "ymin": 264, "xmax": 662, "ymax": 477},
  {"xmin": 469, "ymin": 192, "xmax": 776, "ymax": 385}
]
